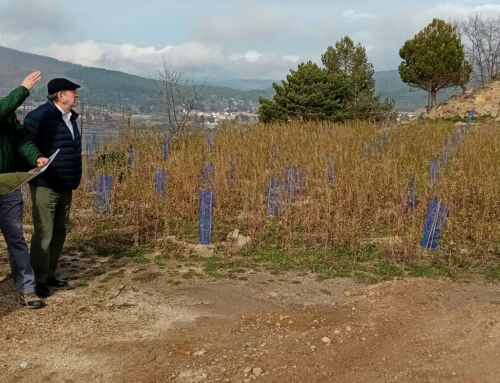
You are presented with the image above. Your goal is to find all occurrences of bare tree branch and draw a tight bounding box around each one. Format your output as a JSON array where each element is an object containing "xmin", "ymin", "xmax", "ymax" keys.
[
  {"xmin": 458, "ymin": 15, "xmax": 500, "ymax": 84},
  {"xmin": 157, "ymin": 57, "xmax": 210, "ymax": 139}
]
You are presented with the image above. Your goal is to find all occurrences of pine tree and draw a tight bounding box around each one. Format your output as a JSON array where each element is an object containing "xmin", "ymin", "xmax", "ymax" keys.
[
  {"xmin": 258, "ymin": 61, "xmax": 348, "ymax": 123},
  {"xmin": 399, "ymin": 18, "xmax": 472, "ymax": 108},
  {"xmin": 321, "ymin": 36, "xmax": 392, "ymax": 119}
]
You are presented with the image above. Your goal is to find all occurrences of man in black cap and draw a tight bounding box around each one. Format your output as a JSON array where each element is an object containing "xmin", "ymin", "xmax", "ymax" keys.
[{"xmin": 24, "ymin": 78, "xmax": 82, "ymax": 298}]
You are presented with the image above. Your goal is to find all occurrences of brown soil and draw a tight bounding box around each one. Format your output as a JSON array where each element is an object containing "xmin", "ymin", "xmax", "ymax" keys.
[
  {"xmin": 428, "ymin": 80, "xmax": 500, "ymax": 119},
  {"xmin": 0, "ymin": 251, "xmax": 499, "ymax": 383}
]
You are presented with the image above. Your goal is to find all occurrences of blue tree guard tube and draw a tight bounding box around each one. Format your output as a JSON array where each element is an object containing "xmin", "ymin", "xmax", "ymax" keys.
[
  {"xmin": 92, "ymin": 132, "xmax": 97, "ymax": 147},
  {"xmin": 444, "ymin": 136, "xmax": 451, "ymax": 147},
  {"xmin": 199, "ymin": 189, "xmax": 215, "ymax": 244},
  {"xmin": 328, "ymin": 157, "xmax": 334, "ymax": 184},
  {"xmin": 154, "ymin": 169, "xmax": 167, "ymax": 196},
  {"xmin": 229, "ymin": 156, "xmax": 237, "ymax": 181},
  {"xmin": 95, "ymin": 175, "xmax": 114, "ymax": 214},
  {"xmin": 379, "ymin": 131, "xmax": 387, "ymax": 148},
  {"xmin": 441, "ymin": 145, "xmax": 449, "ymax": 167},
  {"xmin": 202, "ymin": 161, "xmax": 215, "ymax": 189},
  {"xmin": 420, "ymin": 199, "xmax": 449, "ymax": 250},
  {"xmin": 429, "ymin": 158, "xmax": 438, "ymax": 186},
  {"xmin": 284, "ymin": 166, "xmax": 299, "ymax": 201},
  {"xmin": 469, "ymin": 108, "xmax": 475, "ymax": 123},
  {"xmin": 466, "ymin": 109, "xmax": 475, "ymax": 124},
  {"xmin": 128, "ymin": 148, "xmax": 134, "ymax": 166},
  {"xmin": 85, "ymin": 143, "xmax": 93, "ymax": 159},
  {"xmin": 163, "ymin": 141, "xmax": 169, "ymax": 161},
  {"xmin": 406, "ymin": 176, "xmax": 417, "ymax": 212},
  {"xmin": 266, "ymin": 178, "xmax": 282, "ymax": 217}
]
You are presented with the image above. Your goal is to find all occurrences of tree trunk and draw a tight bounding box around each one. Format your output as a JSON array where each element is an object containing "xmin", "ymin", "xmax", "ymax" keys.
[{"xmin": 430, "ymin": 90, "xmax": 438, "ymax": 108}]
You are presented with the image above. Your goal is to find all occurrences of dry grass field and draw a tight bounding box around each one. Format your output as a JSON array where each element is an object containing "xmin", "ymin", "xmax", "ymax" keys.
[{"xmin": 1, "ymin": 118, "xmax": 499, "ymax": 383}]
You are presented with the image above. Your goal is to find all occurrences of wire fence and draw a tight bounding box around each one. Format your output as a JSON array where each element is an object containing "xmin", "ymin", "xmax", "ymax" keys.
[{"xmin": 16, "ymin": 102, "xmax": 129, "ymax": 150}]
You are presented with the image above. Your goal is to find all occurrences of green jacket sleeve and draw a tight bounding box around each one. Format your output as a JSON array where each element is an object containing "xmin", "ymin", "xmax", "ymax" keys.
[
  {"xmin": 15, "ymin": 119, "xmax": 42, "ymax": 167},
  {"xmin": 0, "ymin": 86, "xmax": 29, "ymax": 122}
]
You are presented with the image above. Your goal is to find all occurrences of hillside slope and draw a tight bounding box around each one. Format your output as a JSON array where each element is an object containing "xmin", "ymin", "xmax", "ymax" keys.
[
  {"xmin": 428, "ymin": 80, "xmax": 500, "ymax": 119},
  {"xmin": 0, "ymin": 46, "xmax": 273, "ymax": 113},
  {"xmin": 0, "ymin": 45, "xmax": 465, "ymax": 113}
]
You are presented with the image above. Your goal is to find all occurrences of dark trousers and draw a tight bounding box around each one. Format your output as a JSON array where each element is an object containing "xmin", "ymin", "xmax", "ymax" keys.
[
  {"xmin": 29, "ymin": 185, "xmax": 72, "ymax": 284},
  {"xmin": 0, "ymin": 189, "xmax": 36, "ymax": 294}
]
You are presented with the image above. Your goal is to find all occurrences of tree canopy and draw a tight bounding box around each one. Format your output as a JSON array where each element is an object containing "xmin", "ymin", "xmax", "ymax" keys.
[
  {"xmin": 259, "ymin": 37, "xmax": 393, "ymax": 123},
  {"xmin": 259, "ymin": 61, "xmax": 348, "ymax": 123},
  {"xmin": 399, "ymin": 18, "xmax": 472, "ymax": 108},
  {"xmin": 321, "ymin": 36, "xmax": 377, "ymax": 119}
]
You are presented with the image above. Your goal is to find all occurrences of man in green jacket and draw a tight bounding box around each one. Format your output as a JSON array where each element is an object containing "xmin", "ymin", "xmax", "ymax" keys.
[{"xmin": 0, "ymin": 71, "xmax": 48, "ymax": 309}]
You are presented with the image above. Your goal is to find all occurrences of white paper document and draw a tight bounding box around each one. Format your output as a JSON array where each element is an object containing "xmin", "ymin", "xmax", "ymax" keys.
[{"xmin": 0, "ymin": 149, "xmax": 60, "ymax": 194}]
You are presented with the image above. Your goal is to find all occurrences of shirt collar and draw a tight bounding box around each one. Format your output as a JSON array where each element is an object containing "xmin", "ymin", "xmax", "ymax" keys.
[{"xmin": 54, "ymin": 102, "xmax": 72, "ymax": 118}]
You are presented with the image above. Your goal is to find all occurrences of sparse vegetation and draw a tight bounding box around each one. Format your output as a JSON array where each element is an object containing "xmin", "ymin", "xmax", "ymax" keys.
[{"xmin": 65, "ymin": 118, "xmax": 499, "ymax": 281}]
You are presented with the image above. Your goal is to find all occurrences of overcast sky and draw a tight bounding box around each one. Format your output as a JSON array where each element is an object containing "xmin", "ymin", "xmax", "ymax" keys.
[{"xmin": 1, "ymin": 0, "xmax": 499, "ymax": 80}]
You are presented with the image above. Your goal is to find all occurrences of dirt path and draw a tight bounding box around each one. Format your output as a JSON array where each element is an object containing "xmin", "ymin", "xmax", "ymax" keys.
[{"xmin": 1, "ymin": 252, "xmax": 499, "ymax": 383}]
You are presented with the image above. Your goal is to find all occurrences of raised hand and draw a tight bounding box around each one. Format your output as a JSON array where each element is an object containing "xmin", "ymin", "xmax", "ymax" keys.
[{"xmin": 21, "ymin": 71, "xmax": 42, "ymax": 90}]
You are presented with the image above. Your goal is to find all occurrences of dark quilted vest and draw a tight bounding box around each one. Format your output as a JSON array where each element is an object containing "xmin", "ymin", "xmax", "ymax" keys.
[{"xmin": 24, "ymin": 101, "xmax": 82, "ymax": 190}]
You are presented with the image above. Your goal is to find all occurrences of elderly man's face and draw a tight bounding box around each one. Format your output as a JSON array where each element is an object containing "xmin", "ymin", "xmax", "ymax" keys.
[{"xmin": 59, "ymin": 89, "xmax": 79, "ymax": 109}]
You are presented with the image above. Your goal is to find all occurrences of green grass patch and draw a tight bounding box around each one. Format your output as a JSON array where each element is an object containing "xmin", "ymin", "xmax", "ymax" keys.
[
  {"xmin": 407, "ymin": 264, "xmax": 449, "ymax": 278},
  {"xmin": 154, "ymin": 254, "xmax": 168, "ymax": 266},
  {"xmin": 132, "ymin": 253, "xmax": 150, "ymax": 264},
  {"xmin": 203, "ymin": 256, "xmax": 223, "ymax": 277},
  {"xmin": 376, "ymin": 262, "xmax": 404, "ymax": 280},
  {"xmin": 485, "ymin": 265, "xmax": 500, "ymax": 281}
]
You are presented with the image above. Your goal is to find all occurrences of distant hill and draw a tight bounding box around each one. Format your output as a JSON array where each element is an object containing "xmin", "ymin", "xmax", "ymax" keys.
[
  {"xmin": 0, "ymin": 46, "xmax": 273, "ymax": 113},
  {"xmin": 216, "ymin": 71, "xmax": 463, "ymax": 112},
  {"xmin": 373, "ymin": 70, "xmax": 462, "ymax": 112},
  {"xmin": 0, "ymin": 45, "xmax": 462, "ymax": 113},
  {"xmin": 214, "ymin": 79, "xmax": 275, "ymax": 91}
]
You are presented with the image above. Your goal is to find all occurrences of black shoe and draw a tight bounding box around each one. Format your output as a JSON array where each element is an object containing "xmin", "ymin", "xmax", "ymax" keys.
[
  {"xmin": 22, "ymin": 293, "xmax": 44, "ymax": 309},
  {"xmin": 46, "ymin": 276, "xmax": 68, "ymax": 288},
  {"xmin": 35, "ymin": 283, "xmax": 51, "ymax": 298}
]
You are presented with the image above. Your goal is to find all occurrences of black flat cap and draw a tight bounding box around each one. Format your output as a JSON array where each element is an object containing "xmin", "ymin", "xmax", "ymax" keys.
[{"xmin": 47, "ymin": 78, "xmax": 81, "ymax": 95}]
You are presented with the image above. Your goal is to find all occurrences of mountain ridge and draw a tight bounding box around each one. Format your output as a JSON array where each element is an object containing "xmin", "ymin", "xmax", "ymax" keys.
[{"xmin": 0, "ymin": 45, "xmax": 460, "ymax": 113}]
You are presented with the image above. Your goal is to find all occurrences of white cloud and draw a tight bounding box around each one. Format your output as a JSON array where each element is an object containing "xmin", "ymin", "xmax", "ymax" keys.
[
  {"xmin": 283, "ymin": 55, "xmax": 300, "ymax": 63},
  {"xmin": 4, "ymin": 1, "xmax": 500, "ymax": 79},
  {"xmin": 342, "ymin": 9, "xmax": 376, "ymax": 23},
  {"xmin": 231, "ymin": 50, "xmax": 264, "ymax": 63},
  {"xmin": 339, "ymin": 2, "xmax": 500, "ymax": 71},
  {"xmin": 27, "ymin": 40, "xmax": 299, "ymax": 80},
  {"xmin": 420, "ymin": 2, "xmax": 500, "ymax": 20}
]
